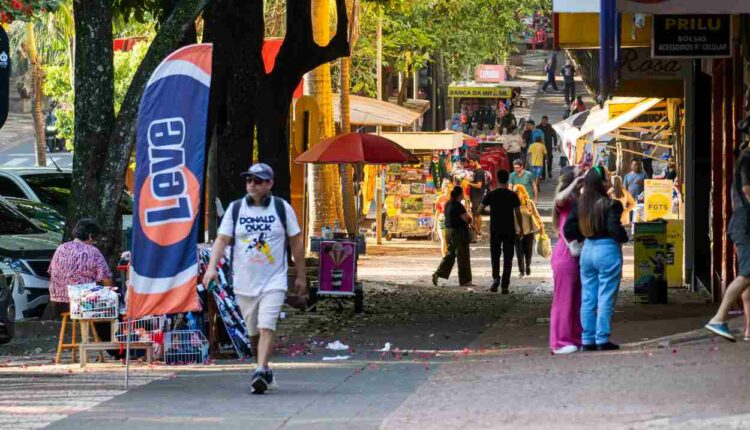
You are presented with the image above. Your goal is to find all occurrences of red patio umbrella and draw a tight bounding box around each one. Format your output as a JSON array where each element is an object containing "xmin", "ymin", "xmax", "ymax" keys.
[{"xmin": 294, "ymin": 132, "xmax": 420, "ymax": 164}]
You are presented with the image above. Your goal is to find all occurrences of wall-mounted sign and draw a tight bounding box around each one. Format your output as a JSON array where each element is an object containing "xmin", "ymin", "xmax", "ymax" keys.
[
  {"xmin": 618, "ymin": 48, "xmax": 690, "ymax": 80},
  {"xmin": 447, "ymin": 86, "xmax": 514, "ymax": 99},
  {"xmin": 609, "ymin": 101, "xmax": 668, "ymax": 127},
  {"xmin": 475, "ymin": 65, "xmax": 506, "ymax": 83},
  {"xmin": 652, "ymin": 14, "xmax": 732, "ymax": 58},
  {"xmin": 0, "ymin": 25, "xmax": 9, "ymax": 130},
  {"xmin": 619, "ymin": 0, "xmax": 750, "ymax": 14}
]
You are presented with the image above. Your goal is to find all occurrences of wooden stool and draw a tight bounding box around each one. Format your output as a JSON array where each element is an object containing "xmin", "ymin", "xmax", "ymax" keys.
[{"xmin": 55, "ymin": 313, "xmax": 104, "ymax": 364}]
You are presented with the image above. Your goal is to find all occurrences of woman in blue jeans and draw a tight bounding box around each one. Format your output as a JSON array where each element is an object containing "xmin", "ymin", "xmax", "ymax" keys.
[{"xmin": 564, "ymin": 167, "xmax": 628, "ymax": 351}]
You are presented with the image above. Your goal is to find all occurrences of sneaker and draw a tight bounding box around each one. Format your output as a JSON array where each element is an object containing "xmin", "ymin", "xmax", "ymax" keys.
[
  {"xmin": 705, "ymin": 322, "xmax": 737, "ymax": 342},
  {"xmin": 553, "ymin": 345, "xmax": 578, "ymax": 355},
  {"xmin": 490, "ymin": 279, "xmax": 500, "ymax": 293},
  {"xmin": 251, "ymin": 370, "xmax": 268, "ymax": 394},
  {"xmin": 596, "ymin": 342, "xmax": 620, "ymax": 351},
  {"xmin": 432, "ymin": 273, "xmax": 439, "ymax": 287},
  {"xmin": 526, "ymin": 268, "xmax": 531, "ymax": 276},
  {"xmin": 519, "ymin": 271, "xmax": 525, "ymax": 279},
  {"xmin": 501, "ymin": 286, "xmax": 509, "ymax": 295},
  {"xmin": 264, "ymin": 370, "xmax": 278, "ymax": 391},
  {"xmin": 581, "ymin": 344, "xmax": 597, "ymax": 352}
]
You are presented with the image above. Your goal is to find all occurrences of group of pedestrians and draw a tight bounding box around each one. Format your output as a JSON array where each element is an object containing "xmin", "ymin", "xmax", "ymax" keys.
[{"xmin": 432, "ymin": 169, "xmax": 544, "ymax": 294}]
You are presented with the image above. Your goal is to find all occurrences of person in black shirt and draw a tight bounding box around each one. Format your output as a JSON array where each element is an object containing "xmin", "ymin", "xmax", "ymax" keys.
[
  {"xmin": 561, "ymin": 60, "xmax": 576, "ymax": 105},
  {"xmin": 564, "ymin": 167, "xmax": 627, "ymax": 352},
  {"xmin": 433, "ymin": 186, "xmax": 474, "ymax": 287},
  {"xmin": 467, "ymin": 159, "xmax": 487, "ymax": 238},
  {"xmin": 538, "ymin": 116, "xmax": 558, "ymax": 180},
  {"xmin": 479, "ymin": 170, "xmax": 524, "ymax": 293}
]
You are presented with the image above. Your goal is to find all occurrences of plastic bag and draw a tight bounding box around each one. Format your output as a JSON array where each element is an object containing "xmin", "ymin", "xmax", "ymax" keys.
[{"xmin": 536, "ymin": 231, "xmax": 552, "ymax": 259}]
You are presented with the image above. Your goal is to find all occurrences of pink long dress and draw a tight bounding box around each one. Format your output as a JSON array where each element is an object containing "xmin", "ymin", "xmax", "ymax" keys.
[{"xmin": 549, "ymin": 199, "xmax": 583, "ymax": 350}]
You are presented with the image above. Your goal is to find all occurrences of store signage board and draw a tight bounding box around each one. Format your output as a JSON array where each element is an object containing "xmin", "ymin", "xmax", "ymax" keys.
[
  {"xmin": 609, "ymin": 101, "xmax": 668, "ymax": 127},
  {"xmin": 618, "ymin": 0, "xmax": 750, "ymax": 14},
  {"xmin": 652, "ymin": 15, "xmax": 732, "ymax": 59},
  {"xmin": 644, "ymin": 179, "xmax": 675, "ymax": 221},
  {"xmin": 447, "ymin": 86, "xmax": 513, "ymax": 99},
  {"xmin": 475, "ymin": 65, "xmax": 506, "ymax": 83},
  {"xmin": 553, "ymin": 0, "xmax": 599, "ymax": 13},
  {"xmin": 618, "ymin": 49, "xmax": 690, "ymax": 80}
]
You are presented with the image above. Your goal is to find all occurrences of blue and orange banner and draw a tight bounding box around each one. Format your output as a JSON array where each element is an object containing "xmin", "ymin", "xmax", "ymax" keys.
[{"xmin": 128, "ymin": 44, "xmax": 212, "ymax": 319}]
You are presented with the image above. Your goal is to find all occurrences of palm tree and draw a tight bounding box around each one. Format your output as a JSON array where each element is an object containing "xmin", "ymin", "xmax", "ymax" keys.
[
  {"xmin": 339, "ymin": 0, "xmax": 359, "ymax": 236},
  {"xmin": 308, "ymin": 0, "xmax": 345, "ymax": 235}
]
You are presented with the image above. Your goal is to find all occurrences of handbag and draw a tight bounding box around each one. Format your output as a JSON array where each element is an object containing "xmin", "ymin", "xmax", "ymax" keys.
[
  {"xmin": 561, "ymin": 234, "xmax": 583, "ymax": 258},
  {"xmin": 536, "ymin": 230, "xmax": 552, "ymax": 259}
]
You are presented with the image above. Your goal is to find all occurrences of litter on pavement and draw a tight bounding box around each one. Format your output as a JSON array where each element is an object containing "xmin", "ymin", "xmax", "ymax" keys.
[
  {"xmin": 379, "ymin": 342, "xmax": 392, "ymax": 352},
  {"xmin": 322, "ymin": 355, "xmax": 351, "ymax": 361}
]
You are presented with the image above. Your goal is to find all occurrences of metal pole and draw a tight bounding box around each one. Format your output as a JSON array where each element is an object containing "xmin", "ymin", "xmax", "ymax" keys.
[
  {"xmin": 125, "ymin": 317, "xmax": 132, "ymax": 389},
  {"xmin": 376, "ymin": 8, "xmax": 384, "ymax": 244}
]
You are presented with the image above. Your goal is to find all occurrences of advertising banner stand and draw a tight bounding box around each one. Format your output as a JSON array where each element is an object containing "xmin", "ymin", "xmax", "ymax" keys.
[{"xmin": 634, "ymin": 221, "xmax": 668, "ymax": 304}]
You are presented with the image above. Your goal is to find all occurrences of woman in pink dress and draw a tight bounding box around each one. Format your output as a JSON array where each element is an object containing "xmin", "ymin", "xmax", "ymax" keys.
[{"xmin": 550, "ymin": 167, "xmax": 584, "ymax": 354}]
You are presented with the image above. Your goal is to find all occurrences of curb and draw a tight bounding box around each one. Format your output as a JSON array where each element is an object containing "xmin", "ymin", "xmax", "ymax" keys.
[{"xmin": 625, "ymin": 319, "xmax": 743, "ymax": 349}]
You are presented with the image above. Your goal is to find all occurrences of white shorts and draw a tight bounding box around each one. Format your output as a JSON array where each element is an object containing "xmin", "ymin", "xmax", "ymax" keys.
[{"xmin": 236, "ymin": 290, "xmax": 286, "ymax": 336}]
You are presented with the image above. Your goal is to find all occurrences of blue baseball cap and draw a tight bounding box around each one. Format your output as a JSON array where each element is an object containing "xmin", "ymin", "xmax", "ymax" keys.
[{"xmin": 241, "ymin": 163, "xmax": 274, "ymax": 181}]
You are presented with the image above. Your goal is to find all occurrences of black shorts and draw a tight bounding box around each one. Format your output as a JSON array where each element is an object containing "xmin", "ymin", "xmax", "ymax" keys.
[
  {"xmin": 471, "ymin": 198, "xmax": 483, "ymax": 216},
  {"xmin": 732, "ymin": 234, "xmax": 750, "ymax": 277}
]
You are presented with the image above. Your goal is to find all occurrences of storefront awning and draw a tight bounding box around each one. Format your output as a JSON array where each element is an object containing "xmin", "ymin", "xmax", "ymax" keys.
[
  {"xmin": 553, "ymin": 97, "xmax": 663, "ymax": 144},
  {"xmin": 379, "ymin": 131, "xmax": 465, "ymax": 151},
  {"xmin": 332, "ymin": 94, "xmax": 424, "ymax": 127}
]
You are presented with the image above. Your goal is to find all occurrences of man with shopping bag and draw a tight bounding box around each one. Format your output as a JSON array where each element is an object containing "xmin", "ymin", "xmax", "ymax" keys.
[{"xmin": 204, "ymin": 163, "xmax": 307, "ymax": 394}]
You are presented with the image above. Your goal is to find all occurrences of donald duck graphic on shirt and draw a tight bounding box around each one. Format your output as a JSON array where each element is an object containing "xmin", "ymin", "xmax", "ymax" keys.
[{"xmin": 241, "ymin": 233, "xmax": 275, "ymax": 264}]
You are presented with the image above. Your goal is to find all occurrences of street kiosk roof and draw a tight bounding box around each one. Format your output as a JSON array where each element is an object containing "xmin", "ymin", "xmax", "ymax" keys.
[
  {"xmin": 379, "ymin": 131, "xmax": 465, "ymax": 151},
  {"xmin": 332, "ymin": 94, "xmax": 425, "ymax": 127}
]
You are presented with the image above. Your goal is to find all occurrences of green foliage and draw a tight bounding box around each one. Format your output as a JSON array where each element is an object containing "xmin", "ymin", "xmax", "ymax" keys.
[
  {"xmin": 351, "ymin": 0, "xmax": 550, "ymax": 96},
  {"xmin": 113, "ymin": 42, "xmax": 149, "ymax": 113}
]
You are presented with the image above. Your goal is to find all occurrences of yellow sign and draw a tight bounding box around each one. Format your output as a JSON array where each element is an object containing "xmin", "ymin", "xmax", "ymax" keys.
[
  {"xmin": 644, "ymin": 179, "xmax": 673, "ymax": 221},
  {"xmin": 666, "ymin": 220, "xmax": 684, "ymax": 288},
  {"xmin": 448, "ymin": 86, "xmax": 513, "ymax": 99},
  {"xmin": 557, "ymin": 13, "xmax": 652, "ymax": 49},
  {"xmin": 609, "ymin": 101, "xmax": 668, "ymax": 126}
]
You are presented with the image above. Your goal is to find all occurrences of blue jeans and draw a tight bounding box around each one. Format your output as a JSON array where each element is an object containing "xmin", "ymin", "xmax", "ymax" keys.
[
  {"xmin": 579, "ymin": 238, "xmax": 622, "ymax": 345},
  {"xmin": 531, "ymin": 166, "xmax": 544, "ymax": 180}
]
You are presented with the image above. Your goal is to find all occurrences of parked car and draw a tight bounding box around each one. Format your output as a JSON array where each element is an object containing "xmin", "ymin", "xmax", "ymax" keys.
[
  {"xmin": 0, "ymin": 262, "xmax": 18, "ymax": 344},
  {"xmin": 4, "ymin": 197, "xmax": 65, "ymax": 234},
  {"xmin": 0, "ymin": 168, "xmax": 133, "ymax": 229},
  {"xmin": 0, "ymin": 196, "xmax": 61, "ymax": 320}
]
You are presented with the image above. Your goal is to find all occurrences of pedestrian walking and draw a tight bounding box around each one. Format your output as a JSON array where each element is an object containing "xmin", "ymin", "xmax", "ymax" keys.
[
  {"xmin": 513, "ymin": 184, "xmax": 543, "ymax": 278},
  {"xmin": 705, "ymin": 144, "xmax": 750, "ymax": 342},
  {"xmin": 527, "ymin": 137, "xmax": 547, "ymax": 183},
  {"xmin": 500, "ymin": 105, "xmax": 517, "ymax": 134},
  {"xmin": 522, "ymin": 121, "xmax": 545, "ymax": 163},
  {"xmin": 608, "ymin": 175, "xmax": 636, "ymax": 227},
  {"xmin": 204, "ymin": 163, "xmax": 307, "ymax": 394},
  {"xmin": 570, "ymin": 96, "xmax": 586, "ymax": 114},
  {"xmin": 503, "ymin": 130, "xmax": 525, "ymax": 166},
  {"xmin": 538, "ymin": 115, "xmax": 558, "ymax": 180},
  {"xmin": 541, "ymin": 51, "xmax": 559, "ymax": 92},
  {"xmin": 478, "ymin": 170, "xmax": 523, "ymax": 294},
  {"xmin": 561, "ymin": 59, "xmax": 576, "ymax": 105},
  {"xmin": 432, "ymin": 186, "xmax": 474, "ymax": 287},
  {"xmin": 550, "ymin": 167, "xmax": 584, "ymax": 355},
  {"xmin": 46, "ymin": 219, "xmax": 114, "ymax": 320},
  {"xmin": 434, "ymin": 179, "xmax": 453, "ymax": 257},
  {"xmin": 623, "ymin": 159, "xmax": 647, "ymax": 198},
  {"xmin": 509, "ymin": 159, "xmax": 539, "ymax": 203},
  {"xmin": 564, "ymin": 167, "xmax": 628, "ymax": 351}
]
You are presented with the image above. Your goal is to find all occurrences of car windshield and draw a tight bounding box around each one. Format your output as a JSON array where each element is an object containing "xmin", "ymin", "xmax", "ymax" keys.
[
  {"xmin": 21, "ymin": 173, "xmax": 133, "ymax": 215},
  {"xmin": 0, "ymin": 200, "xmax": 43, "ymax": 235},
  {"xmin": 8, "ymin": 199, "xmax": 65, "ymax": 234}
]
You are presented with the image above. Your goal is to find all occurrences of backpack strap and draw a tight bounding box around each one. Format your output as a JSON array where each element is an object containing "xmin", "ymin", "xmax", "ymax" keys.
[
  {"xmin": 272, "ymin": 196, "xmax": 293, "ymax": 264},
  {"xmin": 228, "ymin": 198, "xmax": 243, "ymax": 282}
]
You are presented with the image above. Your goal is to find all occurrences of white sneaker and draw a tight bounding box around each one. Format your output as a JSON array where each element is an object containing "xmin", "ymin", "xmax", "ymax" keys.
[{"xmin": 553, "ymin": 345, "xmax": 579, "ymax": 355}]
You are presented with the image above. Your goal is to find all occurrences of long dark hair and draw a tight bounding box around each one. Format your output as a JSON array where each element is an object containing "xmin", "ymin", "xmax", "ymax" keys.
[
  {"xmin": 611, "ymin": 175, "xmax": 625, "ymax": 199},
  {"xmin": 552, "ymin": 166, "xmax": 577, "ymax": 234},
  {"xmin": 578, "ymin": 167, "xmax": 610, "ymax": 237}
]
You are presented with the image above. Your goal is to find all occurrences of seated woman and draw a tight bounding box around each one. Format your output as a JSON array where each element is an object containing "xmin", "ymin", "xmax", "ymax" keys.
[{"xmin": 44, "ymin": 218, "xmax": 113, "ymax": 320}]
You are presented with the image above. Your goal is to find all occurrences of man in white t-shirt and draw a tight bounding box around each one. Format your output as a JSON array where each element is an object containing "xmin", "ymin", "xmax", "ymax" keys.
[{"xmin": 204, "ymin": 163, "xmax": 306, "ymax": 394}]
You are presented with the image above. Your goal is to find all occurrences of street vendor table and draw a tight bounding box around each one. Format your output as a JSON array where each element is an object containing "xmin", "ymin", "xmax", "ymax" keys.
[{"xmin": 78, "ymin": 318, "xmax": 153, "ymax": 367}]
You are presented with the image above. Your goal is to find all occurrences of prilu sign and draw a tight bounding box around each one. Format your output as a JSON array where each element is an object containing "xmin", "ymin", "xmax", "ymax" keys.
[{"xmin": 652, "ymin": 14, "xmax": 731, "ymax": 58}]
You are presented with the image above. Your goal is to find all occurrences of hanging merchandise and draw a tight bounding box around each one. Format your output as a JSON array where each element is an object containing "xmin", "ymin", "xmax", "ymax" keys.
[{"xmin": 197, "ymin": 246, "xmax": 253, "ymax": 359}]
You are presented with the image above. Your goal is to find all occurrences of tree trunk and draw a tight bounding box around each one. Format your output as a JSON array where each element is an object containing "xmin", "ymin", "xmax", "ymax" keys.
[
  {"xmin": 25, "ymin": 23, "xmax": 46, "ymax": 168},
  {"xmin": 69, "ymin": 0, "xmax": 116, "ymax": 255}
]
